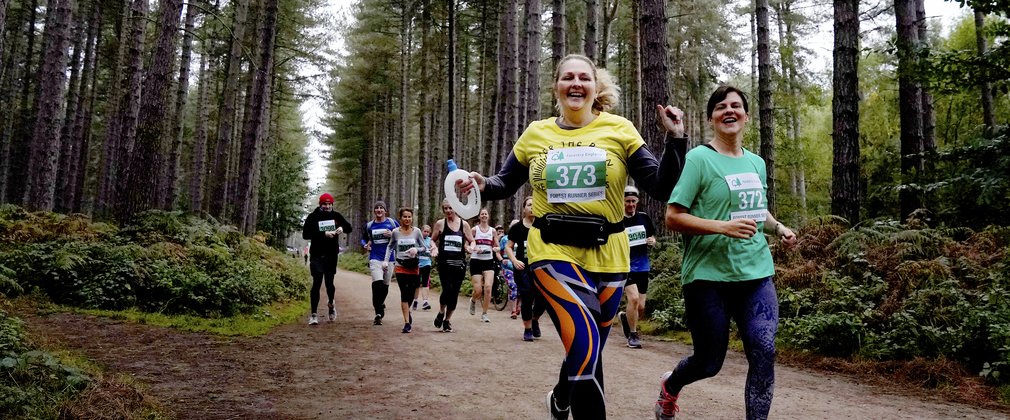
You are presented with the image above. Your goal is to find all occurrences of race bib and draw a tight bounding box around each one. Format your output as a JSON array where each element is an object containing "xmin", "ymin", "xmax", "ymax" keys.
[
  {"xmin": 725, "ymin": 172, "xmax": 768, "ymax": 222},
  {"xmin": 396, "ymin": 238, "xmax": 417, "ymax": 259},
  {"xmin": 371, "ymin": 228, "xmax": 390, "ymax": 244},
  {"xmin": 545, "ymin": 147, "xmax": 607, "ymax": 203},
  {"xmin": 318, "ymin": 220, "xmax": 336, "ymax": 232},
  {"xmin": 443, "ymin": 234, "xmax": 463, "ymax": 252},
  {"xmin": 626, "ymin": 225, "xmax": 647, "ymax": 247}
]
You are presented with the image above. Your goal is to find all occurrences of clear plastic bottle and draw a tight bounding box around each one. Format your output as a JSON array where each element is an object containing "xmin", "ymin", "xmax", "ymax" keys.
[{"xmin": 443, "ymin": 159, "xmax": 481, "ymax": 219}]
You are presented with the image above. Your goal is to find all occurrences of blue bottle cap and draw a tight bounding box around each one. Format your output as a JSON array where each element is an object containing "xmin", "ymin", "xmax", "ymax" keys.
[{"xmin": 446, "ymin": 159, "xmax": 458, "ymax": 172}]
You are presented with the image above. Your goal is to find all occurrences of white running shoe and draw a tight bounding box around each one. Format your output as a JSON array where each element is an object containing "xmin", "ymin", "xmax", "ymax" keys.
[
  {"xmin": 308, "ymin": 314, "xmax": 319, "ymax": 325},
  {"xmin": 481, "ymin": 313, "xmax": 490, "ymax": 323},
  {"xmin": 469, "ymin": 299, "xmax": 476, "ymax": 315}
]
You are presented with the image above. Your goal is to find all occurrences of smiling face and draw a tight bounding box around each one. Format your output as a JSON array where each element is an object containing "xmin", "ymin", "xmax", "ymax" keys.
[
  {"xmin": 373, "ymin": 205, "xmax": 386, "ymax": 219},
  {"xmin": 708, "ymin": 92, "xmax": 749, "ymax": 138},
  {"xmin": 554, "ymin": 58, "xmax": 597, "ymax": 115},
  {"xmin": 441, "ymin": 200, "xmax": 456, "ymax": 219},
  {"xmin": 478, "ymin": 208, "xmax": 490, "ymax": 224},
  {"xmin": 399, "ymin": 209, "xmax": 413, "ymax": 228},
  {"xmin": 624, "ymin": 195, "xmax": 638, "ymax": 216}
]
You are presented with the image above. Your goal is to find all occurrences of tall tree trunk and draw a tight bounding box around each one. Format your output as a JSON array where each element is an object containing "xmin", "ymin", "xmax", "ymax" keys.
[
  {"xmin": 190, "ymin": 40, "xmax": 210, "ymax": 213},
  {"xmin": 55, "ymin": 13, "xmax": 85, "ymax": 213},
  {"xmin": 235, "ymin": 0, "xmax": 277, "ymax": 234},
  {"xmin": 24, "ymin": 0, "xmax": 73, "ymax": 211},
  {"xmin": 95, "ymin": 0, "xmax": 130, "ymax": 216},
  {"xmin": 6, "ymin": 0, "xmax": 37, "ymax": 204},
  {"xmin": 70, "ymin": 6, "xmax": 101, "ymax": 213},
  {"xmin": 598, "ymin": 0, "xmax": 617, "ymax": 67},
  {"xmin": 111, "ymin": 0, "xmax": 149, "ymax": 217},
  {"xmin": 895, "ymin": 0, "xmax": 923, "ymax": 220},
  {"xmin": 750, "ymin": 0, "xmax": 757, "ymax": 100},
  {"xmin": 0, "ymin": 6, "xmax": 22, "ymax": 203},
  {"xmin": 639, "ymin": 0, "xmax": 668, "ymax": 219},
  {"xmin": 584, "ymin": 0, "xmax": 597, "ymax": 61},
  {"xmin": 832, "ymin": 0, "xmax": 860, "ymax": 225},
  {"xmin": 914, "ymin": 0, "xmax": 934, "ymax": 165},
  {"xmin": 447, "ymin": 0, "xmax": 456, "ymax": 159},
  {"xmin": 209, "ymin": 0, "xmax": 249, "ymax": 219},
  {"xmin": 974, "ymin": 10, "xmax": 994, "ymax": 130},
  {"xmin": 163, "ymin": 0, "xmax": 198, "ymax": 210},
  {"xmin": 629, "ymin": 0, "xmax": 641, "ymax": 128},
  {"xmin": 756, "ymin": 0, "xmax": 776, "ymax": 214},
  {"xmin": 525, "ymin": 0, "xmax": 541, "ymax": 125},
  {"xmin": 120, "ymin": 0, "xmax": 183, "ymax": 221},
  {"xmin": 551, "ymin": 0, "xmax": 565, "ymax": 72},
  {"xmin": 495, "ymin": 0, "xmax": 517, "ymax": 175}
]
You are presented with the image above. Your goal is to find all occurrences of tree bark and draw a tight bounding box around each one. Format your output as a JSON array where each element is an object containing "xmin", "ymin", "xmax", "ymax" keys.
[
  {"xmin": 639, "ymin": 0, "xmax": 668, "ymax": 218},
  {"xmin": 756, "ymin": 0, "xmax": 776, "ymax": 214},
  {"xmin": 5, "ymin": 0, "xmax": 37, "ymax": 204},
  {"xmin": 895, "ymin": 0, "xmax": 923, "ymax": 220},
  {"xmin": 235, "ymin": 0, "xmax": 277, "ymax": 234},
  {"xmin": 71, "ymin": 7, "xmax": 101, "ymax": 213},
  {"xmin": 628, "ymin": 0, "xmax": 641, "ymax": 128},
  {"xmin": 110, "ymin": 0, "xmax": 149, "ymax": 217},
  {"xmin": 598, "ymin": 0, "xmax": 617, "ymax": 67},
  {"xmin": 163, "ymin": 0, "xmax": 199, "ymax": 210},
  {"xmin": 495, "ymin": 0, "xmax": 517, "ymax": 176},
  {"xmin": 55, "ymin": 12, "xmax": 85, "ymax": 213},
  {"xmin": 190, "ymin": 39, "xmax": 210, "ymax": 213},
  {"xmin": 24, "ymin": 0, "xmax": 73, "ymax": 211},
  {"xmin": 209, "ymin": 0, "xmax": 249, "ymax": 219},
  {"xmin": 95, "ymin": 0, "xmax": 131, "ymax": 216},
  {"xmin": 974, "ymin": 10, "xmax": 994, "ymax": 130},
  {"xmin": 584, "ymin": 0, "xmax": 597, "ymax": 61},
  {"xmin": 551, "ymin": 0, "xmax": 565, "ymax": 73},
  {"xmin": 447, "ymin": 0, "xmax": 456, "ymax": 159},
  {"xmin": 525, "ymin": 0, "xmax": 541, "ymax": 124},
  {"xmin": 831, "ymin": 0, "xmax": 860, "ymax": 225},
  {"xmin": 120, "ymin": 0, "xmax": 182, "ymax": 221}
]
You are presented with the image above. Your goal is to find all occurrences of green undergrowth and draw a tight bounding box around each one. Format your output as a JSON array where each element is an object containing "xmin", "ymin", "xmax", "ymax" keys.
[{"xmin": 67, "ymin": 299, "xmax": 310, "ymax": 337}]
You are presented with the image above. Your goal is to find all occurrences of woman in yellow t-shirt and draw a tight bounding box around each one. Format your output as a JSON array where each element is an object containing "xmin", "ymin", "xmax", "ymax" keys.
[{"xmin": 459, "ymin": 54, "xmax": 687, "ymax": 419}]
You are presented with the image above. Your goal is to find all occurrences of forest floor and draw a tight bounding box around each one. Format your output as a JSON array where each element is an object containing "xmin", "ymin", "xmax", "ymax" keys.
[{"xmin": 20, "ymin": 270, "xmax": 1010, "ymax": 419}]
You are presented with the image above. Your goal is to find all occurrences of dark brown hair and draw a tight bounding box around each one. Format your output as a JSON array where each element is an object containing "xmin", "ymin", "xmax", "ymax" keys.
[{"xmin": 706, "ymin": 85, "xmax": 749, "ymax": 120}]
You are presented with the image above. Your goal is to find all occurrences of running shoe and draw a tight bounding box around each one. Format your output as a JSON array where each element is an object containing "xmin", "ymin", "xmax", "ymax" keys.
[
  {"xmin": 481, "ymin": 313, "xmax": 490, "ymax": 323},
  {"xmin": 434, "ymin": 312, "xmax": 444, "ymax": 328},
  {"xmin": 469, "ymin": 299, "xmax": 476, "ymax": 315},
  {"xmin": 532, "ymin": 319, "xmax": 541, "ymax": 338},
  {"xmin": 308, "ymin": 314, "xmax": 319, "ymax": 325},
  {"xmin": 628, "ymin": 331, "xmax": 643, "ymax": 349},
  {"xmin": 619, "ymin": 310, "xmax": 631, "ymax": 338},
  {"xmin": 373, "ymin": 314, "xmax": 382, "ymax": 326},
  {"xmin": 327, "ymin": 305, "xmax": 336, "ymax": 322},
  {"xmin": 655, "ymin": 371, "xmax": 680, "ymax": 420},
  {"xmin": 402, "ymin": 323, "xmax": 411, "ymax": 333},
  {"xmin": 412, "ymin": 300, "xmax": 418, "ymax": 311},
  {"xmin": 442, "ymin": 320, "xmax": 453, "ymax": 333},
  {"xmin": 422, "ymin": 300, "xmax": 432, "ymax": 310},
  {"xmin": 546, "ymin": 390, "xmax": 570, "ymax": 420},
  {"xmin": 523, "ymin": 329, "xmax": 534, "ymax": 342}
]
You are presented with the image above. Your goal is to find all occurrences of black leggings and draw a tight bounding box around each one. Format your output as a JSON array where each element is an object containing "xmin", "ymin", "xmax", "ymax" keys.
[
  {"xmin": 371, "ymin": 282, "xmax": 388, "ymax": 317},
  {"xmin": 516, "ymin": 268, "xmax": 546, "ymax": 322},
  {"xmin": 438, "ymin": 260, "xmax": 466, "ymax": 311},
  {"xmin": 309, "ymin": 257, "xmax": 337, "ymax": 314},
  {"xmin": 396, "ymin": 273, "xmax": 420, "ymax": 303}
]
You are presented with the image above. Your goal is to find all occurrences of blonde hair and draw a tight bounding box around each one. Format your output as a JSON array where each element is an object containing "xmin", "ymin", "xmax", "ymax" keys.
[{"xmin": 553, "ymin": 54, "xmax": 621, "ymax": 114}]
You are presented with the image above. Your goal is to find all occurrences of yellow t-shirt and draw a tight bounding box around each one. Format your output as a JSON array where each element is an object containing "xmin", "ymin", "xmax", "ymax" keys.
[{"xmin": 513, "ymin": 112, "xmax": 646, "ymax": 273}]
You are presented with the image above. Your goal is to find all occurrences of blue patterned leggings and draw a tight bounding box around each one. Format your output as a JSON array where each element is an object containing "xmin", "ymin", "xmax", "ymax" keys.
[
  {"xmin": 666, "ymin": 277, "xmax": 778, "ymax": 420},
  {"xmin": 533, "ymin": 261, "xmax": 625, "ymax": 419}
]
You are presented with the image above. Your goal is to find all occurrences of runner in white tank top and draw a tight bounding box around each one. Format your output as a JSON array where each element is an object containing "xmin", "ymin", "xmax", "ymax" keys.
[{"xmin": 468, "ymin": 208, "xmax": 501, "ymax": 322}]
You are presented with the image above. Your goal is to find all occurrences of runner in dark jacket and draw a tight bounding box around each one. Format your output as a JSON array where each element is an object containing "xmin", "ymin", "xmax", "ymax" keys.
[{"xmin": 302, "ymin": 193, "xmax": 353, "ymax": 325}]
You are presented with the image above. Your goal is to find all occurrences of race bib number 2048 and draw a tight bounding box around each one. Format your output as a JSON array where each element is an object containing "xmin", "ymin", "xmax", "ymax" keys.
[{"xmin": 545, "ymin": 147, "xmax": 607, "ymax": 203}]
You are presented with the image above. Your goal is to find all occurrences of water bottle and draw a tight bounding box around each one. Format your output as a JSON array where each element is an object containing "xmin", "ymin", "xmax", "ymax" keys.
[{"xmin": 443, "ymin": 159, "xmax": 481, "ymax": 219}]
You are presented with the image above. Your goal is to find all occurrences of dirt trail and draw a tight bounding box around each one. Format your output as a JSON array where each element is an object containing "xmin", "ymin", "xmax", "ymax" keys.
[{"xmin": 25, "ymin": 270, "xmax": 1010, "ymax": 419}]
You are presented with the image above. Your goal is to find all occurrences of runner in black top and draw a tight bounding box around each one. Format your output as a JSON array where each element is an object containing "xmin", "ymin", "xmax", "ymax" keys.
[
  {"xmin": 506, "ymin": 196, "xmax": 546, "ymax": 341},
  {"xmin": 430, "ymin": 198, "xmax": 475, "ymax": 332},
  {"xmin": 301, "ymin": 193, "xmax": 353, "ymax": 325}
]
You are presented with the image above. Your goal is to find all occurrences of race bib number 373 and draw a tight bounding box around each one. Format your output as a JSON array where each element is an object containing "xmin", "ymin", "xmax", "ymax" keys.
[{"xmin": 546, "ymin": 147, "xmax": 607, "ymax": 203}]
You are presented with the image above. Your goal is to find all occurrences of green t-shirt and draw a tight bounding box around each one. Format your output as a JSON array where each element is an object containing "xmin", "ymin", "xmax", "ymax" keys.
[{"xmin": 668, "ymin": 145, "xmax": 775, "ymax": 285}]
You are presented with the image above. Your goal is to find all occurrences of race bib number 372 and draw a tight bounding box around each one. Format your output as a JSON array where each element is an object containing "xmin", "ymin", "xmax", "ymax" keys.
[
  {"xmin": 545, "ymin": 147, "xmax": 607, "ymax": 203},
  {"xmin": 725, "ymin": 172, "xmax": 768, "ymax": 222}
]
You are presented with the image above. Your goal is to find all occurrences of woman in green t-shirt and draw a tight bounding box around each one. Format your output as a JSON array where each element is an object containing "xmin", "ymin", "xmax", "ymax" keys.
[{"xmin": 656, "ymin": 85, "xmax": 797, "ymax": 420}]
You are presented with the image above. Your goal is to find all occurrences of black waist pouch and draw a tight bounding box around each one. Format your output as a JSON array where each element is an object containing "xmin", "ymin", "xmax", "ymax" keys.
[{"xmin": 533, "ymin": 213, "xmax": 625, "ymax": 248}]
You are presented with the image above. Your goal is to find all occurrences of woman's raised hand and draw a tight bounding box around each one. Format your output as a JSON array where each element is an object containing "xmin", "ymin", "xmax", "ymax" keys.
[{"xmin": 656, "ymin": 105, "xmax": 686, "ymax": 138}]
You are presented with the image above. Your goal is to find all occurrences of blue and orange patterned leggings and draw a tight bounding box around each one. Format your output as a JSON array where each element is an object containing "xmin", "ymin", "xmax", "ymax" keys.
[{"xmin": 533, "ymin": 261, "xmax": 625, "ymax": 419}]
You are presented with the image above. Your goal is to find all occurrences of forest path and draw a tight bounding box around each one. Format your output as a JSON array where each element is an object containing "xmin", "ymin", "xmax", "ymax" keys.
[{"xmin": 24, "ymin": 270, "xmax": 1009, "ymax": 419}]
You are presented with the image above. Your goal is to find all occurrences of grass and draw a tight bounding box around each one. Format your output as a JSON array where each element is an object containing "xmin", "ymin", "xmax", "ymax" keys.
[{"xmin": 61, "ymin": 299, "xmax": 310, "ymax": 337}]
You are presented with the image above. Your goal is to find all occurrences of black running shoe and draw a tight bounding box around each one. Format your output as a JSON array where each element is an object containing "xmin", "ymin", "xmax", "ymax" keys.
[
  {"xmin": 434, "ymin": 312, "xmax": 444, "ymax": 328},
  {"xmin": 373, "ymin": 314, "xmax": 382, "ymax": 326},
  {"xmin": 547, "ymin": 390, "xmax": 570, "ymax": 420},
  {"xmin": 532, "ymin": 319, "xmax": 542, "ymax": 338},
  {"xmin": 442, "ymin": 320, "xmax": 453, "ymax": 333}
]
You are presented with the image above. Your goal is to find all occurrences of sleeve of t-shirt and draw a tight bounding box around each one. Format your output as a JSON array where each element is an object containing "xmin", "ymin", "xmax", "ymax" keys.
[
  {"xmin": 617, "ymin": 116, "xmax": 647, "ymax": 157},
  {"xmin": 668, "ymin": 155, "xmax": 702, "ymax": 209},
  {"xmin": 507, "ymin": 222, "xmax": 522, "ymax": 240}
]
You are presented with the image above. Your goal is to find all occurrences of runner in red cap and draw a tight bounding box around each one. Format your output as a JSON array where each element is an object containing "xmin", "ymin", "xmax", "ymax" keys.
[{"xmin": 302, "ymin": 193, "xmax": 353, "ymax": 325}]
